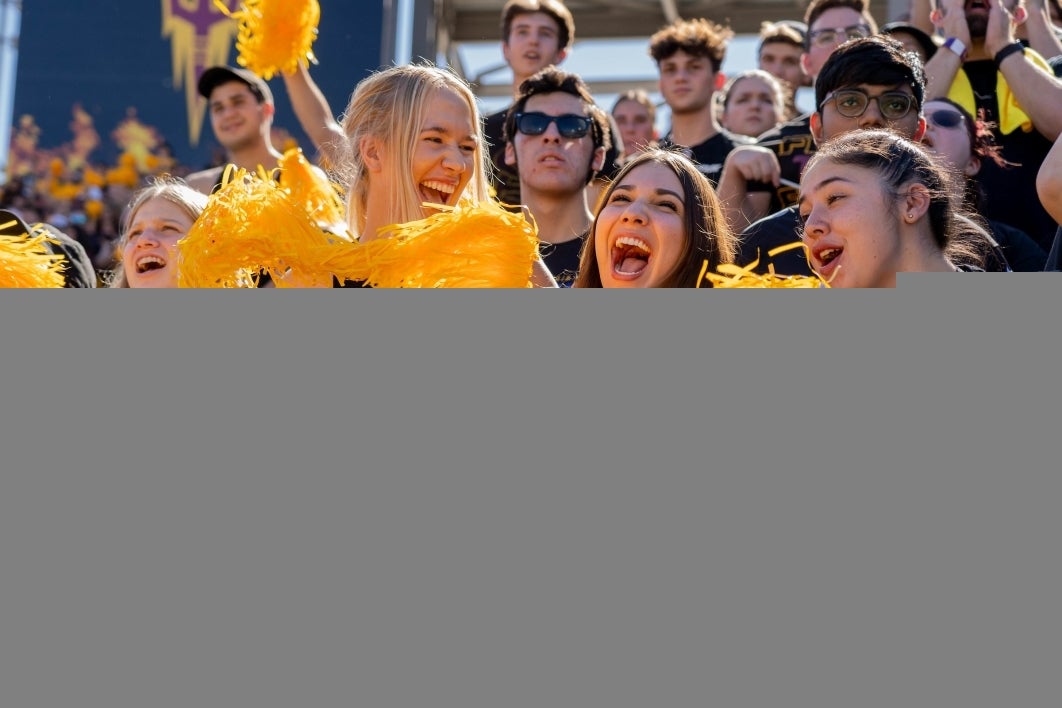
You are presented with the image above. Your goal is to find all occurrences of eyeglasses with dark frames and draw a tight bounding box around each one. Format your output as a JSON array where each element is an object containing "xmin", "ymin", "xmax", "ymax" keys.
[
  {"xmin": 807, "ymin": 24, "xmax": 872, "ymax": 48},
  {"xmin": 819, "ymin": 88, "xmax": 916, "ymax": 120},
  {"xmin": 513, "ymin": 112, "xmax": 592, "ymax": 139}
]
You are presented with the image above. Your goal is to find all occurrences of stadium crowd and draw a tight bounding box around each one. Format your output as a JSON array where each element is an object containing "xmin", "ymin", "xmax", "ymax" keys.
[{"xmin": 2, "ymin": 0, "xmax": 1061, "ymax": 287}]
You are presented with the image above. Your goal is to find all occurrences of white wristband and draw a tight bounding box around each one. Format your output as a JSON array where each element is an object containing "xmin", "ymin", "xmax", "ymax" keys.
[{"xmin": 942, "ymin": 37, "xmax": 968, "ymax": 62}]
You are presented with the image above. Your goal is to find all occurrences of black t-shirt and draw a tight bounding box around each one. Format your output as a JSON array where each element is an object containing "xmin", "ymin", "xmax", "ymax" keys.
[
  {"xmin": 1044, "ymin": 226, "xmax": 1061, "ymax": 271},
  {"xmin": 484, "ymin": 109, "xmax": 522, "ymax": 209},
  {"xmin": 658, "ymin": 131, "xmax": 747, "ymax": 187},
  {"xmin": 751, "ymin": 113, "xmax": 816, "ymax": 211},
  {"xmin": 737, "ymin": 206, "xmax": 813, "ymax": 276},
  {"xmin": 484, "ymin": 107, "xmax": 624, "ymax": 210},
  {"xmin": 987, "ymin": 219, "xmax": 1047, "ymax": 272},
  {"xmin": 539, "ymin": 231, "xmax": 587, "ymax": 287},
  {"xmin": 963, "ymin": 59, "xmax": 1061, "ymax": 251}
]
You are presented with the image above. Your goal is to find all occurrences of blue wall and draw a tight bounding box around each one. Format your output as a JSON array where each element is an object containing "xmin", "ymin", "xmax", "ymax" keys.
[{"xmin": 13, "ymin": 1, "xmax": 384, "ymax": 170}]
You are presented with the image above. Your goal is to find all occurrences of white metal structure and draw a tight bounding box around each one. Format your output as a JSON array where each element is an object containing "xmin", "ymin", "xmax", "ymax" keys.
[{"xmin": 0, "ymin": 0, "xmax": 22, "ymax": 184}]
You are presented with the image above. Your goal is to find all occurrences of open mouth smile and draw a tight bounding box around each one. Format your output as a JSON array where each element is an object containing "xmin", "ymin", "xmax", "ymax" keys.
[
  {"xmin": 813, "ymin": 245, "xmax": 844, "ymax": 281},
  {"xmin": 420, "ymin": 180, "xmax": 457, "ymax": 206},
  {"xmin": 611, "ymin": 235, "xmax": 652, "ymax": 279},
  {"xmin": 136, "ymin": 255, "xmax": 168, "ymax": 274}
]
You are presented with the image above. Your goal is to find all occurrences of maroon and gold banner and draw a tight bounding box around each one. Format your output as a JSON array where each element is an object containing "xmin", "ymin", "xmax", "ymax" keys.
[
  {"xmin": 161, "ymin": 0, "xmax": 241, "ymax": 147},
  {"xmin": 12, "ymin": 2, "xmax": 381, "ymax": 175}
]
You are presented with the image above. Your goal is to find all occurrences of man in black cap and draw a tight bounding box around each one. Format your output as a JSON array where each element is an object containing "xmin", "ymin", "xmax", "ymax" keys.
[
  {"xmin": 0, "ymin": 209, "xmax": 97, "ymax": 287},
  {"xmin": 186, "ymin": 65, "xmax": 285, "ymax": 195}
]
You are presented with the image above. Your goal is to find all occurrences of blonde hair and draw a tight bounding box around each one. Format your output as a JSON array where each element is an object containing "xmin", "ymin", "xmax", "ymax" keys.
[
  {"xmin": 109, "ymin": 178, "xmax": 207, "ymax": 288},
  {"xmin": 339, "ymin": 63, "xmax": 492, "ymax": 238}
]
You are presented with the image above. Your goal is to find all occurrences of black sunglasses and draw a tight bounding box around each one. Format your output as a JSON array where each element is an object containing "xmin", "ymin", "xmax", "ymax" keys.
[
  {"xmin": 820, "ymin": 89, "xmax": 915, "ymax": 121},
  {"xmin": 926, "ymin": 109, "xmax": 964, "ymax": 130},
  {"xmin": 514, "ymin": 112, "xmax": 592, "ymax": 139}
]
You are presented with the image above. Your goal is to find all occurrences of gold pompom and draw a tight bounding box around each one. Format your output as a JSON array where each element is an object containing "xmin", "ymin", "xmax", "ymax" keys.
[
  {"xmin": 276, "ymin": 148, "xmax": 347, "ymax": 234},
  {"xmin": 215, "ymin": 0, "xmax": 320, "ymax": 80},
  {"xmin": 327, "ymin": 199, "xmax": 541, "ymax": 288},
  {"xmin": 699, "ymin": 242, "xmax": 828, "ymax": 288},
  {"xmin": 178, "ymin": 170, "xmax": 540, "ymax": 288},
  {"xmin": 0, "ymin": 219, "xmax": 67, "ymax": 288},
  {"xmin": 177, "ymin": 166, "xmax": 341, "ymax": 288}
]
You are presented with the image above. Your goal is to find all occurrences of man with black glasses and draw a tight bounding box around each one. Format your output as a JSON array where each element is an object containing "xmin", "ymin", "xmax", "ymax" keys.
[
  {"xmin": 734, "ymin": 35, "xmax": 931, "ymax": 275},
  {"xmin": 503, "ymin": 67, "xmax": 611, "ymax": 285},
  {"xmin": 717, "ymin": 0, "xmax": 878, "ymax": 232}
]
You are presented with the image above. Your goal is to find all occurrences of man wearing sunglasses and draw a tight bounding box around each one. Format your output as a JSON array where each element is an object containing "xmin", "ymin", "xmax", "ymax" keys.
[
  {"xmin": 920, "ymin": 0, "xmax": 1062, "ymax": 252},
  {"xmin": 718, "ymin": 0, "xmax": 879, "ymax": 232},
  {"xmin": 483, "ymin": 0, "xmax": 622, "ymax": 213},
  {"xmin": 503, "ymin": 67, "xmax": 611, "ymax": 286}
]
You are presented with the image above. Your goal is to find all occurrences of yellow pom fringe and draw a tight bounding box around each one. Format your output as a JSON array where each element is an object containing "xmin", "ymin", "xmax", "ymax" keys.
[
  {"xmin": 275, "ymin": 148, "xmax": 348, "ymax": 234},
  {"xmin": 698, "ymin": 242, "xmax": 828, "ymax": 288},
  {"xmin": 0, "ymin": 220, "xmax": 67, "ymax": 288},
  {"xmin": 178, "ymin": 165, "xmax": 344, "ymax": 288},
  {"xmin": 177, "ymin": 166, "xmax": 540, "ymax": 288},
  {"xmin": 215, "ymin": 0, "xmax": 320, "ymax": 79},
  {"xmin": 325, "ymin": 200, "xmax": 540, "ymax": 288}
]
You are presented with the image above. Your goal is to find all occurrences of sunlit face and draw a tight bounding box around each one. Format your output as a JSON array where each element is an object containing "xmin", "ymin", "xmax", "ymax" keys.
[
  {"xmin": 594, "ymin": 162, "xmax": 688, "ymax": 288},
  {"xmin": 759, "ymin": 41, "xmax": 806, "ymax": 93},
  {"xmin": 920, "ymin": 100, "xmax": 979, "ymax": 177},
  {"xmin": 503, "ymin": 12, "xmax": 566, "ymax": 83},
  {"xmin": 405, "ymin": 89, "xmax": 478, "ymax": 217},
  {"xmin": 657, "ymin": 49, "xmax": 717, "ymax": 116},
  {"xmin": 721, "ymin": 77, "xmax": 781, "ymax": 138},
  {"xmin": 812, "ymin": 83, "xmax": 925, "ymax": 143},
  {"xmin": 612, "ymin": 98, "xmax": 656, "ymax": 156},
  {"xmin": 208, "ymin": 81, "xmax": 270, "ymax": 153},
  {"xmin": 505, "ymin": 92, "xmax": 602, "ymax": 198},
  {"xmin": 804, "ymin": 8, "xmax": 871, "ymax": 79},
  {"xmin": 122, "ymin": 198, "xmax": 195, "ymax": 288},
  {"xmin": 798, "ymin": 160, "xmax": 904, "ymax": 288}
]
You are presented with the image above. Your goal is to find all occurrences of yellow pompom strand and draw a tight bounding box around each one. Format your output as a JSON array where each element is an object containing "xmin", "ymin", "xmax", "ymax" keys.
[
  {"xmin": 698, "ymin": 242, "xmax": 828, "ymax": 288},
  {"xmin": 0, "ymin": 221, "xmax": 67, "ymax": 289},
  {"xmin": 276, "ymin": 148, "xmax": 348, "ymax": 234},
  {"xmin": 177, "ymin": 166, "xmax": 341, "ymax": 288},
  {"xmin": 325, "ymin": 200, "xmax": 541, "ymax": 288},
  {"xmin": 178, "ymin": 165, "xmax": 539, "ymax": 288},
  {"xmin": 215, "ymin": 0, "xmax": 320, "ymax": 80}
]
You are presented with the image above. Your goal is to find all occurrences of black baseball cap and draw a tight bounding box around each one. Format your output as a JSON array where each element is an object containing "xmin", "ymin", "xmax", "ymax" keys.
[{"xmin": 197, "ymin": 65, "xmax": 274, "ymax": 105}]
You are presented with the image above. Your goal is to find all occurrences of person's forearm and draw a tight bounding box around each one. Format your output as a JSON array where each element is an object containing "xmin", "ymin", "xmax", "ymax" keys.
[
  {"xmin": 909, "ymin": 0, "xmax": 937, "ymax": 36},
  {"xmin": 530, "ymin": 257, "xmax": 558, "ymax": 287},
  {"xmin": 1022, "ymin": 5, "xmax": 1062, "ymax": 61},
  {"xmin": 997, "ymin": 49, "xmax": 1062, "ymax": 140},
  {"xmin": 1037, "ymin": 135, "xmax": 1062, "ymax": 223},
  {"xmin": 716, "ymin": 170, "xmax": 770, "ymax": 233},
  {"xmin": 924, "ymin": 49, "xmax": 964, "ymax": 100},
  {"xmin": 282, "ymin": 64, "xmax": 349, "ymax": 167}
]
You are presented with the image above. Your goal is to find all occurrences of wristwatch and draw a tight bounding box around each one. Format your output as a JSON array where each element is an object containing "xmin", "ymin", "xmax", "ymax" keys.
[
  {"xmin": 994, "ymin": 42, "xmax": 1026, "ymax": 68},
  {"xmin": 942, "ymin": 37, "xmax": 968, "ymax": 62}
]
